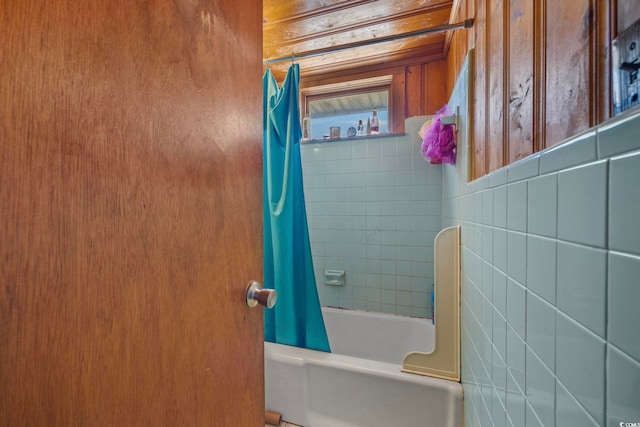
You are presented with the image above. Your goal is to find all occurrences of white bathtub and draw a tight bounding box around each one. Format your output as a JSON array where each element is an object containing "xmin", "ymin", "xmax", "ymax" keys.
[{"xmin": 265, "ymin": 307, "xmax": 463, "ymax": 427}]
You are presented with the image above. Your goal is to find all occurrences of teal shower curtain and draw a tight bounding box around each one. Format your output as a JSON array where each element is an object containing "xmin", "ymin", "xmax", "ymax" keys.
[{"xmin": 262, "ymin": 64, "xmax": 331, "ymax": 352}]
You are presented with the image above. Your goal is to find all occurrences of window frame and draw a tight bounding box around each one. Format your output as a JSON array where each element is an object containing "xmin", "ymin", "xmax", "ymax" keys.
[{"xmin": 300, "ymin": 75, "xmax": 394, "ymax": 137}]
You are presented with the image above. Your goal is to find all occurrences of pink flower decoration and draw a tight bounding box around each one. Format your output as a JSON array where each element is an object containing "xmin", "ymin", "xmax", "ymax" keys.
[{"xmin": 420, "ymin": 105, "xmax": 456, "ymax": 165}]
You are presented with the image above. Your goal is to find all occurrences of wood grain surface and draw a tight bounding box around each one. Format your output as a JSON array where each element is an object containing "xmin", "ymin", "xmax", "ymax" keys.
[
  {"xmin": 0, "ymin": 0, "xmax": 264, "ymax": 425},
  {"xmin": 447, "ymin": 0, "xmax": 614, "ymax": 177}
]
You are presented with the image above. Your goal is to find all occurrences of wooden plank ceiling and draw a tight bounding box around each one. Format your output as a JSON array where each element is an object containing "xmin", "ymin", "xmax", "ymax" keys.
[{"xmin": 263, "ymin": 0, "xmax": 455, "ymax": 81}]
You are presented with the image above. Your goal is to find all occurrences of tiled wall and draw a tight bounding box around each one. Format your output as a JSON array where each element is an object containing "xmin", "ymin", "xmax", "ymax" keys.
[
  {"xmin": 300, "ymin": 122, "xmax": 442, "ymax": 318},
  {"xmin": 447, "ymin": 56, "xmax": 640, "ymax": 426}
]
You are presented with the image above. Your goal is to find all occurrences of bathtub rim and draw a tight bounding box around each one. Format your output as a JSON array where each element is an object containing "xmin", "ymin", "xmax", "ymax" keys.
[{"xmin": 264, "ymin": 340, "xmax": 463, "ymax": 396}]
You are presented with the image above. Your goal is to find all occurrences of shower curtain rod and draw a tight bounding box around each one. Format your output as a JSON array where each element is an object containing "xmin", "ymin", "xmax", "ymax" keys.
[{"xmin": 263, "ymin": 18, "xmax": 474, "ymax": 65}]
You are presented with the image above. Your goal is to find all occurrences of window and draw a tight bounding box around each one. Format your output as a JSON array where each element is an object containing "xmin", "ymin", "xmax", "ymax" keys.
[{"xmin": 301, "ymin": 76, "xmax": 393, "ymax": 140}]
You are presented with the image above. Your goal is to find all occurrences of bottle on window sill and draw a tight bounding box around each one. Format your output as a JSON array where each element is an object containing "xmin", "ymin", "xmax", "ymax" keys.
[
  {"xmin": 302, "ymin": 115, "xmax": 310, "ymax": 140},
  {"xmin": 371, "ymin": 108, "xmax": 379, "ymax": 134}
]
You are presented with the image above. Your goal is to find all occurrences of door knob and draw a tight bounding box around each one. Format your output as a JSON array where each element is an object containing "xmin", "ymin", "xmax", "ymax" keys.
[{"xmin": 245, "ymin": 281, "xmax": 277, "ymax": 309}]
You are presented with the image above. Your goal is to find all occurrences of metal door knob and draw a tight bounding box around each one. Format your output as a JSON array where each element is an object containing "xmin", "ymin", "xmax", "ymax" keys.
[{"xmin": 245, "ymin": 281, "xmax": 277, "ymax": 309}]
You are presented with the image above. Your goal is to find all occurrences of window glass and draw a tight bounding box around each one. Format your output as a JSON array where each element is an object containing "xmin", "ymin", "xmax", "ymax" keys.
[{"xmin": 307, "ymin": 89, "xmax": 389, "ymax": 139}]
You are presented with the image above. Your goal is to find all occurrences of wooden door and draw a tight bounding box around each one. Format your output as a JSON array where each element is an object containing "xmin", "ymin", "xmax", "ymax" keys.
[{"xmin": 0, "ymin": 0, "xmax": 264, "ymax": 425}]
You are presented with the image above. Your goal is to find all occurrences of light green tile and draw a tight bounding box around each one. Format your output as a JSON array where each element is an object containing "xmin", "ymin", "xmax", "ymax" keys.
[
  {"xmin": 556, "ymin": 381, "xmax": 599, "ymax": 427},
  {"xmin": 607, "ymin": 345, "xmax": 640, "ymax": 426},
  {"xmin": 526, "ymin": 348, "xmax": 556, "ymax": 427},
  {"xmin": 556, "ymin": 312, "xmax": 605, "ymax": 425},
  {"xmin": 557, "ymin": 241, "xmax": 607, "ymax": 338},
  {"xmin": 608, "ymin": 252, "xmax": 640, "ymax": 362},
  {"xmin": 526, "ymin": 235, "xmax": 557, "ymax": 304},
  {"xmin": 557, "ymin": 161, "xmax": 607, "ymax": 248},
  {"xmin": 494, "ymin": 186, "xmax": 507, "ymax": 228},
  {"xmin": 506, "ymin": 324, "xmax": 525, "ymax": 393},
  {"xmin": 539, "ymin": 130, "xmax": 597, "ymax": 174},
  {"xmin": 598, "ymin": 109, "xmax": 640, "ymax": 158},
  {"xmin": 610, "ymin": 151, "xmax": 640, "ymax": 255},
  {"xmin": 527, "ymin": 173, "xmax": 558, "ymax": 238},
  {"xmin": 507, "ymin": 181, "xmax": 528, "ymax": 232},
  {"xmin": 506, "ymin": 278, "xmax": 526, "ymax": 339},
  {"xmin": 494, "ymin": 228, "xmax": 507, "ymax": 273},
  {"xmin": 507, "ymin": 231, "xmax": 527, "ymax": 285},
  {"xmin": 505, "ymin": 373, "xmax": 525, "ymax": 427},
  {"xmin": 526, "ymin": 292, "xmax": 556, "ymax": 372}
]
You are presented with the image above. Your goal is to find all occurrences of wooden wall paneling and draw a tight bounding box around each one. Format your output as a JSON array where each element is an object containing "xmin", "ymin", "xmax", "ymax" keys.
[
  {"xmin": 508, "ymin": 0, "xmax": 535, "ymax": 163},
  {"xmin": 446, "ymin": 0, "xmax": 464, "ymax": 55},
  {"xmin": 447, "ymin": 31, "xmax": 459, "ymax": 96},
  {"xmin": 425, "ymin": 60, "xmax": 449, "ymax": 114},
  {"xmin": 393, "ymin": 70, "xmax": 407, "ymax": 132},
  {"xmin": 299, "ymin": 63, "xmax": 409, "ymax": 88},
  {"xmin": 453, "ymin": 27, "xmax": 466, "ymax": 94},
  {"xmin": 446, "ymin": 0, "xmax": 473, "ymax": 97},
  {"xmin": 612, "ymin": 0, "xmax": 618, "ymax": 36},
  {"xmin": 472, "ymin": 0, "xmax": 488, "ymax": 179},
  {"xmin": 406, "ymin": 64, "xmax": 425, "ymax": 117},
  {"xmin": 445, "ymin": 0, "xmax": 462, "ymax": 95},
  {"xmin": 263, "ymin": 0, "xmax": 452, "ymax": 80},
  {"xmin": 461, "ymin": 0, "xmax": 475, "ymax": 73},
  {"xmin": 544, "ymin": 0, "xmax": 595, "ymax": 148},
  {"xmin": 487, "ymin": 0, "xmax": 506, "ymax": 173},
  {"xmin": 534, "ymin": 0, "xmax": 547, "ymax": 154},
  {"xmin": 454, "ymin": 0, "xmax": 613, "ymax": 179},
  {"xmin": 597, "ymin": 0, "xmax": 613, "ymax": 122},
  {"xmin": 466, "ymin": 0, "xmax": 476, "ymax": 48}
]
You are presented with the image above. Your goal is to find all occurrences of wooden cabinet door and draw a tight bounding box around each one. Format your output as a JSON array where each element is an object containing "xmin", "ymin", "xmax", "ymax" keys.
[{"xmin": 0, "ymin": 0, "xmax": 265, "ymax": 425}]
